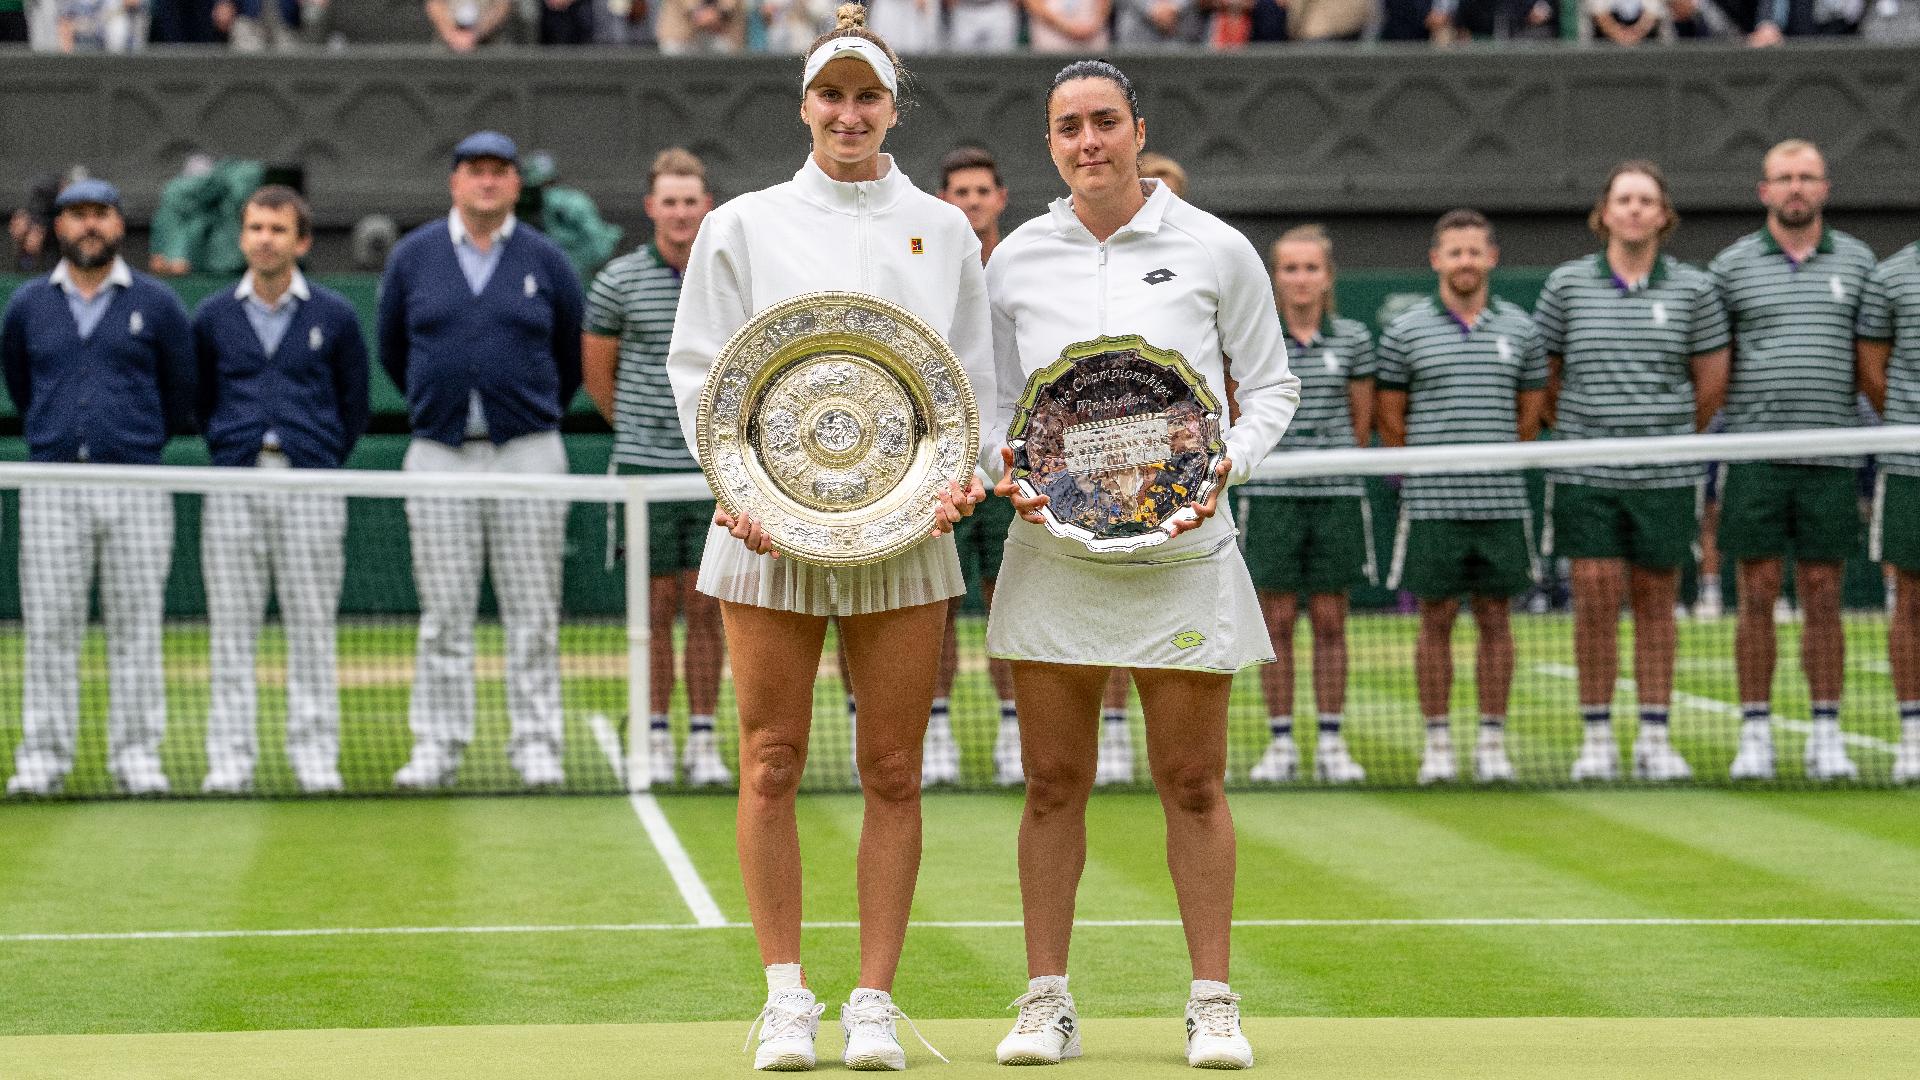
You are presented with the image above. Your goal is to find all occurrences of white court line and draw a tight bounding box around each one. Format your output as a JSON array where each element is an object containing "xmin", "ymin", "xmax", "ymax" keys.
[
  {"xmin": 588, "ymin": 713, "xmax": 729, "ymax": 928},
  {"xmin": 1533, "ymin": 664, "xmax": 1900, "ymax": 757},
  {"xmin": 6, "ymin": 917, "xmax": 1918, "ymax": 944}
]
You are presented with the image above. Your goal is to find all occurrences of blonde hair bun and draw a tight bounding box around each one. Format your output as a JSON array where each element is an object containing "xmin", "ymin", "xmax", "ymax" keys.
[{"xmin": 835, "ymin": 3, "xmax": 867, "ymax": 29}]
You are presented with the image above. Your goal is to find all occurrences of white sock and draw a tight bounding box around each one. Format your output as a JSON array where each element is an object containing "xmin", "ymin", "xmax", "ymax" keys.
[
  {"xmin": 766, "ymin": 963, "xmax": 804, "ymax": 993},
  {"xmin": 689, "ymin": 713, "xmax": 716, "ymax": 736},
  {"xmin": 1191, "ymin": 979, "xmax": 1232, "ymax": 999},
  {"xmin": 927, "ymin": 699, "xmax": 953, "ymax": 737},
  {"xmin": 851, "ymin": 986, "xmax": 891, "ymax": 1002},
  {"xmin": 1029, "ymin": 974, "xmax": 1068, "ymax": 995}
]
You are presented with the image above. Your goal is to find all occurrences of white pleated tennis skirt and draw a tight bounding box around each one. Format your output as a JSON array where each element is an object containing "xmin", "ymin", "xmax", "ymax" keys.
[
  {"xmin": 696, "ymin": 524, "xmax": 966, "ymax": 617},
  {"xmin": 985, "ymin": 513, "xmax": 1275, "ymax": 674}
]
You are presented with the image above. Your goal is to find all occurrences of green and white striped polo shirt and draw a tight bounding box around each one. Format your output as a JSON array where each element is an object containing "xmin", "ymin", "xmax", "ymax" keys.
[
  {"xmin": 584, "ymin": 243, "xmax": 696, "ymax": 470},
  {"xmin": 1710, "ymin": 227, "xmax": 1877, "ymax": 468},
  {"xmin": 1858, "ymin": 241, "xmax": 1920, "ymax": 478},
  {"xmin": 1377, "ymin": 296, "xmax": 1549, "ymax": 521},
  {"xmin": 1243, "ymin": 314, "xmax": 1374, "ymax": 499},
  {"xmin": 1534, "ymin": 252, "xmax": 1730, "ymax": 489}
]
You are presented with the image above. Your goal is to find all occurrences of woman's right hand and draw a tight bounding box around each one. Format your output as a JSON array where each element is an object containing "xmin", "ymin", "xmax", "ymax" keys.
[
  {"xmin": 995, "ymin": 447, "xmax": 1051, "ymax": 525},
  {"xmin": 714, "ymin": 506, "xmax": 778, "ymax": 557}
]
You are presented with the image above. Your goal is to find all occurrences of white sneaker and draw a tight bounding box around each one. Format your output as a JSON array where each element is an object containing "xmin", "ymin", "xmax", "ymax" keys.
[
  {"xmin": 1632, "ymin": 726, "xmax": 1692, "ymax": 782},
  {"xmin": 683, "ymin": 729, "xmax": 734, "ymax": 787},
  {"xmin": 993, "ymin": 719, "xmax": 1025, "ymax": 786},
  {"xmin": 114, "ymin": 753, "xmax": 171, "ymax": 796},
  {"xmin": 201, "ymin": 763, "xmax": 255, "ymax": 795},
  {"xmin": 745, "ymin": 987, "xmax": 823, "ymax": 1071},
  {"xmin": 5, "ymin": 755, "xmax": 64, "ymax": 796},
  {"xmin": 921, "ymin": 721, "xmax": 960, "ymax": 788},
  {"xmin": 1774, "ymin": 597, "xmax": 1798, "ymax": 625},
  {"xmin": 393, "ymin": 743, "xmax": 460, "ymax": 790},
  {"xmin": 1313, "ymin": 732, "xmax": 1366, "ymax": 784},
  {"xmin": 1693, "ymin": 589, "xmax": 1723, "ymax": 621},
  {"xmin": 1729, "ymin": 719, "xmax": 1775, "ymax": 780},
  {"xmin": 1185, "ymin": 991, "xmax": 1254, "ymax": 1070},
  {"xmin": 1893, "ymin": 721, "xmax": 1920, "ymax": 783},
  {"xmin": 1095, "ymin": 722, "xmax": 1134, "ymax": 786},
  {"xmin": 1474, "ymin": 728, "xmax": 1515, "ymax": 784},
  {"xmin": 515, "ymin": 743, "xmax": 565, "ymax": 788},
  {"xmin": 996, "ymin": 980, "xmax": 1080, "ymax": 1065},
  {"xmin": 1569, "ymin": 724, "xmax": 1619, "ymax": 782},
  {"xmin": 1804, "ymin": 723, "xmax": 1859, "ymax": 781},
  {"xmin": 297, "ymin": 767, "xmax": 345, "ymax": 795},
  {"xmin": 647, "ymin": 728, "xmax": 676, "ymax": 786},
  {"xmin": 1417, "ymin": 727, "xmax": 1456, "ymax": 785},
  {"xmin": 841, "ymin": 988, "xmax": 946, "ymax": 1071},
  {"xmin": 1247, "ymin": 734, "xmax": 1298, "ymax": 783}
]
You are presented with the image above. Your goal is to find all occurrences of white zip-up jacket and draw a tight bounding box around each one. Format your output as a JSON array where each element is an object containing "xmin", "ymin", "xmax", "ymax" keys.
[
  {"xmin": 667, "ymin": 154, "xmax": 995, "ymax": 472},
  {"xmin": 986, "ymin": 180, "xmax": 1302, "ymax": 556}
]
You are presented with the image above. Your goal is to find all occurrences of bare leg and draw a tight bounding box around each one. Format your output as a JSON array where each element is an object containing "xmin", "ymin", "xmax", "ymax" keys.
[
  {"xmin": 1416, "ymin": 598, "xmax": 1461, "ymax": 718},
  {"xmin": 1736, "ymin": 558, "xmax": 1784, "ymax": 705},
  {"xmin": 1256, "ymin": 591, "xmax": 1299, "ymax": 718},
  {"xmin": 1629, "ymin": 566, "xmax": 1681, "ymax": 708},
  {"xmin": 723, "ymin": 602, "xmax": 827, "ymax": 968},
  {"xmin": 936, "ymin": 599, "xmax": 961, "ymax": 700},
  {"xmin": 1470, "ymin": 595, "xmax": 1514, "ymax": 718},
  {"xmin": 1011, "ymin": 660, "xmax": 1107, "ymax": 977},
  {"xmin": 1570, "ymin": 558, "xmax": 1626, "ymax": 709},
  {"xmin": 1136, "ymin": 666, "xmax": 1236, "ymax": 983},
  {"xmin": 1797, "ymin": 559, "xmax": 1846, "ymax": 703},
  {"xmin": 840, "ymin": 600, "xmax": 950, "ymax": 991},
  {"xmin": 1893, "ymin": 568, "xmax": 1920, "ymax": 702},
  {"xmin": 648, "ymin": 573, "xmax": 680, "ymax": 716},
  {"xmin": 1307, "ymin": 593, "xmax": 1349, "ymax": 716},
  {"xmin": 1102, "ymin": 667, "xmax": 1131, "ymax": 712},
  {"xmin": 683, "ymin": 570, "xmax": 724, "ymax": 716}
]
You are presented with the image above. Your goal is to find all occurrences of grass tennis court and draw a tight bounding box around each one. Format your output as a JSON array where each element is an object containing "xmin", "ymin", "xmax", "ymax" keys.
[{"xmin": 3, "ymin": 788, "xmax": 1918, "ymax": 1076}]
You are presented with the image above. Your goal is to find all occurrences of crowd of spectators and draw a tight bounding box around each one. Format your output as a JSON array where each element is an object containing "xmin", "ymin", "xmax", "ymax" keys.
[{"xmin": 0, "ymin": 0, "xmax": 1914, "ymax": 50}]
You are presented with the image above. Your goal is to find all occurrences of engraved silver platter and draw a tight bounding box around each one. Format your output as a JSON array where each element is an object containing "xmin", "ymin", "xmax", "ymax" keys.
[
  {"xmin": 696, "ymin": 291, "xmax": 980, "ymax": 567},
  {"xmin": 1008, "ymin": 334, "xmax": 1225, "ymax": 555}
]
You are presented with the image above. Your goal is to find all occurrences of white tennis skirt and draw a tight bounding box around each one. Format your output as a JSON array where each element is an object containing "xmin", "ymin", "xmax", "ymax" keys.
[
  {"xmin": 986, "ymin": 521, "xmax": 1275, "ymax": 674},
  {"xmin": 696, "ymin": 524, "xmax": 966, "ymax": 617}
]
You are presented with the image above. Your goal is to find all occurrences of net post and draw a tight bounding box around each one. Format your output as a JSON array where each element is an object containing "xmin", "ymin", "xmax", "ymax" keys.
[{"xmin": 622, "ymin": 476, "xmax": 653, "ymax": 793}]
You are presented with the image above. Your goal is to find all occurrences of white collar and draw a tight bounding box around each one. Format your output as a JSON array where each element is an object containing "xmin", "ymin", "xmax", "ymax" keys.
[
  {"xmin": 449, "ymin": 211, "xmax": 517, "ymax": 247},
  {"xmin": 792, "ymin": 153, "xmax": 909, "ymax": 216},
  {"xmin": 235, "ymin": 268, "xmax": 311, "ymax": 307},
  {"xmin": 1048, "ymin": 178, "xmax": 1174, "ymax": 243},
  {"xmin": 50, "ymin": 256, "xmax": 133, "ymax": 296}
]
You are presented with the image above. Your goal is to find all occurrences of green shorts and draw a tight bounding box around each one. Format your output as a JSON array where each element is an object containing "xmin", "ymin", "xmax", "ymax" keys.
[
  {"xmin": 1716, "ymin": 462, "xmax": 1858, "ymax": 563},
  {"xmin": 616, "ymin": 463, "xmax": 715, "ymax": 577},
  {"xmin": 1548, "ymin": 481, "xmax": 1697, "ymax": 569},
  {"xmin": 953, "ymin": 492, "xmax": 1015, "ymax": 584},
  {"xmin": 1240, "ymin": 494, "xmax": 1371, "ymax": 595},
  {"xmin": 1394, "ymin": 516, "xmax": 1536, "ymax": 600},
  {"xmin": 1875, "ymin": 472, "xmax": 1920, "ymax": 573}
]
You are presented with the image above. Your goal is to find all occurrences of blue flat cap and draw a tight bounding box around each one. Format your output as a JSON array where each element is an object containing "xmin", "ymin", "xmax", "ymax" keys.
[
  {"xmin": 452, "ymin": 131, "xmax": 519, "ymax": 169},
  {"xmin": 52, "ymin": 178, "xmax": 121, "ymax": 213}
]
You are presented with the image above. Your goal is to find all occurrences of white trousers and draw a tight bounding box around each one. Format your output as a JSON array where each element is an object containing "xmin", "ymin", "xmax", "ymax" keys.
[
  {"xmin": 14, "ymin": 487, "xmax": 173, "ymax": 788},
  {"xmin": 946, "ymin": 2, "xmax": 1018, "ymax": 50},
  {"xmin": 201, "ymin": 486, "xmax": 347, "ymax": 786},
  {"xmin": 403, "ymin": 433, "xmax": 568, "ymax": 763}
]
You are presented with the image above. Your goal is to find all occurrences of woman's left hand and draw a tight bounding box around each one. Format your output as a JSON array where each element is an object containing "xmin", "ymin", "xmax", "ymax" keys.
[
  {"xmin": 1164, "ymin": 457, "xmax": 1230, "ymax": 539},
  {"xmin": 930, "ymin": 476, "xmax": 986, "ymax": 538}
]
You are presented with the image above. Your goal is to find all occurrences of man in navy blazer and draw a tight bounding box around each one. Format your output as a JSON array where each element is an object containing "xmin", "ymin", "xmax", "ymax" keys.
[
  {"xmin": 192, "ymin": 185, "xmax": 370, "ymax": 795},
  {"xmin": 377, "ymin": 131, "xmax": 585, "ymax": 790},
  {"xmin": 2, "ymin": 179, "xmax": 196, "ymax": 797}
]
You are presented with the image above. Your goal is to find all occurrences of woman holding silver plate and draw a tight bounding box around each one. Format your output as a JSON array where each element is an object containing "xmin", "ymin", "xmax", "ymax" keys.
[
  {"xmin": 982, "ymin": 61, "xmax": 1300, "ymax": 1070},
  {"xmin": 664, "ymin": 5, "xmax": 993, "ymax": 1071}
]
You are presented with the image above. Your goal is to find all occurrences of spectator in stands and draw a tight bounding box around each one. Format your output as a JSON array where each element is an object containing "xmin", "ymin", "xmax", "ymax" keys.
[
  {"xmin": 582, "ymin": 148, "xmax": 732, "ymax": 789},
  {"xmin": 56, "ymin": 0, "xmax": 148, "ymax": 50},
  {"xmin": 1025, "ymin": 0, "xmax": 1111, "ymax": 50},
  {"xmin": 1533, "ymin": 161, "xmax": 1730, "ymax": 783},
  {"xmin": 211, "ymin": 0, "xmax": 326, "ymax": 48},
  {"xmin": 927, "ymin": 146, "xmax": 1019, "ymax": 786},
  {"xmin": 425, "ymin": 0, "xmax": 518, "ymax": 49},
  {"xmin": 763, "ymin": 0, "xmax": 838, "ymax": 50},
  {"xmin": 1856, "ymin": 227, "xmax": 1920, "ymax": 783},
  {"xmin": 946, "ymin": 0, "xmax": 1018, "ymax": 49},
  {"xmin": 867, "ymin": 0, "xmax": 937, "ymax": 50},
  {"xmin": 377, "ymin": 131, "xmax": 584, "ymax": 790},
  {"xmin": 1376, "ymin": 209, "xmax": 1547, "ymax": 785},
  {"xmin": 656, "ymin": 0, "xmax": 745, "ymax": 51},
  {"xmin": 1428, "ymin": 0, "xmax": 1555, "ymax": 41},
  {"xmin": 2, "ymin": 179, "xmax": 196, "ymax": 797},
  {"xmin": 1582, "ymin": 0, "xmax": 1679, "ymax": 42},
  {"xmin": 1243, "ymin": 225, "xmax": 1375, "ymax": 786},
  {"xmin": 1115, "ymin": 0, "xmax": 1203, "ymax": 44},
  {"xmin": 537, "ymin": 0, "xmax": 593, "ymax": 41},
  {"xmin": 192, "ymin": 185, "xmax": 369, "ymax": 795},
  {"xmin": 1279, "ymin": 0, "xmax": 1372, "ymax": 39},
  {"xmin": 1709, "ymin": 138, "xmax": 1876, "ymax": 782}
]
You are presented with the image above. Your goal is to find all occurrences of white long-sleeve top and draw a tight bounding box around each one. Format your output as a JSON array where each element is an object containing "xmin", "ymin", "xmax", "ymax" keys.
[
  {"xmin": 985, "ymin": 180, "xmax": 1301, "ymax": 557},
  {"xmin": 667, "ymin": 154, "xmax": 995, "ymax": 473}
]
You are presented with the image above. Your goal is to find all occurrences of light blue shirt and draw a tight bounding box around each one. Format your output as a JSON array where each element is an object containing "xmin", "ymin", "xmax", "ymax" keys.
[
  {"xmin": 235, "ymin": 268, "xmax": 309, "ymax": 358},
  {"xmin": 448, "ymin": 213, "xmax": 517, "ymax": 440},
  {"xmin": 50, "ymin": 257, "xmax": 132, "ymax": 341}
]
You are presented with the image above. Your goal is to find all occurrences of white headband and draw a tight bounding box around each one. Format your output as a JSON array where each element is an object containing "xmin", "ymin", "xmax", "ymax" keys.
[{"xmin": 802, "ymin": 37, "xmax": 898, "ymax": 97}]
